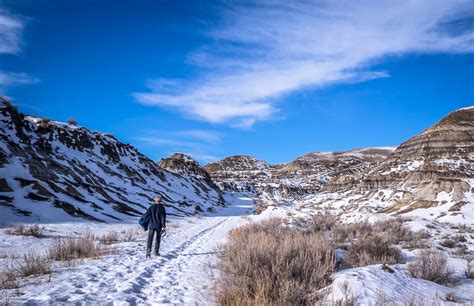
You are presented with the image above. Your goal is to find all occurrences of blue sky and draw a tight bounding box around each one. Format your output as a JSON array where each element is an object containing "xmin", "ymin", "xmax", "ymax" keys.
[{"xmin": 1, "ymin": 0, "xmax": 473, "ymax": 165}]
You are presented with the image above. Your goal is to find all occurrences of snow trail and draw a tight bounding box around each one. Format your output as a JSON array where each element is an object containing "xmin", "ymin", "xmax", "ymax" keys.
[{"xmin": 4, "ymin": 195, "xmax": 254, "ymax": 305}]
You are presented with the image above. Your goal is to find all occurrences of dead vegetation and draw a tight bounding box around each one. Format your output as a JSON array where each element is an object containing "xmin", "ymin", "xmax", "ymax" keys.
[
  {"xmin": 4, "ymin": 224, "xmax": 44, "ymax": 238},
  {"xmin": 216, "ymin": 219, "xmax": 335, "ymax": 305},
  {"xmin": 408, "ymin": 249, "xmax": 454, "ymax": 285},
  {"xmin": 99, "ymin": 231, "xmax": 119, "ymax": 245},
  {"xmin": 48, "ymin": 234, "xmax": 107, "ymax": 261},
  {"xmin": 299, "ymin": 216, "xmax": 428, "ymax": 267},
  {"xmin": 0, "ymin": 252, "xmax": 52, "ymax": 291}
]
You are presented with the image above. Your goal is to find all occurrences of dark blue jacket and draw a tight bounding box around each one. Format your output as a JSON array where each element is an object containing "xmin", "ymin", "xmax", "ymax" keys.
[{"xmin": 141, "ymin": 204, "xmax": 166, "ymax": 230}]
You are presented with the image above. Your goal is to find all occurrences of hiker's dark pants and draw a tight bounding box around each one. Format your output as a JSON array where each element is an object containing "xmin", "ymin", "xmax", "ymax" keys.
[{"xmin": 146, "ymin": 227, "xmax": 162, "ymax": 256}]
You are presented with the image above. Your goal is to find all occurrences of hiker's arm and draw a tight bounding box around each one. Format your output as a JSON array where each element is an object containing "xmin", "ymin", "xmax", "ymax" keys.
[{"xmin": 161, "ymin": 206, "xmax": 166, "ymax": 228}]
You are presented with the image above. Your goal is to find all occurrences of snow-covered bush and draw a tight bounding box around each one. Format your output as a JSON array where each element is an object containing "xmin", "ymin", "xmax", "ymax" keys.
[
  {"xmin": 408, "ymin": 249, "xmax": 454, "ymax": 285},
  {"xmin": 216, "ymin": 219, "xmax": 335, "ymax": 305}
]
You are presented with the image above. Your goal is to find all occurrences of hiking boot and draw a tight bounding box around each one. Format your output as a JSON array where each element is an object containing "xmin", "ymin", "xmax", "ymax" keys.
[
  {"xmin": 154, "ymin": 252, "xmax": 160, "ymax": 256},
  {"xmin": 146, "ymin": 253, "xmax": 151, "ymax": 258}
]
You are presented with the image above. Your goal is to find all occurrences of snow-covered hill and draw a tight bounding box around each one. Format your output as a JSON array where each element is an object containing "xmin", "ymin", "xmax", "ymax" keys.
[{"xmin": 0, "ymin": 99, "xmax": 225, "ymax": 225}]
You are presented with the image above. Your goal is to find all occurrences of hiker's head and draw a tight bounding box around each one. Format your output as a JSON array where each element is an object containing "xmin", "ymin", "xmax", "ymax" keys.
[{"xmin": 154, "ymin": 195, "xmax": 162, "ymax": 204}]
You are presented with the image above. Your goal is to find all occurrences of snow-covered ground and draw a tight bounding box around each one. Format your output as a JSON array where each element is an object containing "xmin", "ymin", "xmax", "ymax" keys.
[
  {"xmin": 0, "ymin": 194, "xmax": 254, "ymax": 305},
  {"xmin": 2, "ymin": 194, "xmax": 474, "ymax": 305}
]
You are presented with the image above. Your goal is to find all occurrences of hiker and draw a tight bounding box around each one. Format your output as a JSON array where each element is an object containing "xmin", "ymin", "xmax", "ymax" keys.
[{"xmin": 141, "ymin": 195, "xmax": 167, "ymax": 258}]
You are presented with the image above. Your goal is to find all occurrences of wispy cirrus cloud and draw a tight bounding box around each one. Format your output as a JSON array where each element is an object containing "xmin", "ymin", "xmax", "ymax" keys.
[
  {"xmin": 134, "ymin": 0, "xmax": 474, "ymax": 128},
  {"xmin": 0, "ymin": 8, "xmax": 37, "ymax": 93},
  {"xmin": 135, "ymin": 129, "xmax": 221, "ymax": 164},
  {"xmin": 0, "ymin": 71, "xmax": 38, "ymax": 86},
  {"xmin": 0, "ymin": 9, "xmax": 23, "ymax": 54}
]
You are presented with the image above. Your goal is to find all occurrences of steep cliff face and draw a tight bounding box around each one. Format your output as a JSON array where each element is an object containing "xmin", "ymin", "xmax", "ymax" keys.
[
  {"xmin": 354, "ymin": 107, "xmax": 473, "ymax": 216},
  {"xmin": 0, "ymin": 99, "xmax": 225, "ymax": 224}
]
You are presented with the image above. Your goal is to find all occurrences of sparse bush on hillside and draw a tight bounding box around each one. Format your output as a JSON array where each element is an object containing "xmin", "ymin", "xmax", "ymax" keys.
[
  {"xmin": 408, "ymin": 249, "xmax": 454, "ymax": 285},
  {"xmin": 48, "ymin": 234, "xmax": 106, "ymax": 261},
  {"xmin": 216, "ymin": 219, "xmax": 335, "ymax": 305},
  {"xmin": 67, "ymin": 118, "xmax": 77, "ymax": 125},
  {"xmin": 5, "ymin": 224, "xmax": 44, "ymax": 238},
  {"xmin": 38, "ymin": 118, "xmax": 52, "ymax": 129}
]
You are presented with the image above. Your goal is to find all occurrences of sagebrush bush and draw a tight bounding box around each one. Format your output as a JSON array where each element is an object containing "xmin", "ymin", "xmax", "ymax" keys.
[
  {"xmin": 5, "ymin": 224, "xmax": 43, "ymax": 238},
  {"xmin": 216, "ymin": 219, "xmax": 335, "ymax": 305},
  {"xmin": 343, "ymin": 232, "xmax": 404, "ymax": 267},
  {"xmin": 408, "ymin": 249, "xmax": 454, "ymax": 285},
  {"xmin": 48, "ymin": 234, "xmax": 106, "ymax": 261}
]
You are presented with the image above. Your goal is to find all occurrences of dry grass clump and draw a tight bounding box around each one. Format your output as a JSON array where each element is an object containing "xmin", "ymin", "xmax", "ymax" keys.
[
  {"xmin": 121, "ymin": 228, "xmax": 142, "ymax": 242},
  {"xmin": 216, "ymin": 219, "xmax": 335, "ymax": 305},
  {"xmin": 4, "ymin": 224, "xmax": 44, "ymax": 238},
  {"xmin": 0, "ymin": 290, "xmax": 9, "ymax": 306},
  {"xmin": 0, "ymin": 267, "xmax": 20, "ymax": 290},
  {"xmin": 99, "ymin": 231, "xmax": 119, "ymax": 245},
  {"xmin": 0, "ymin": 253, "xmax": 52, "ymax": 291},
  {"xmin": 408, "ymin": 249, "xmax": 454, "ymax": 285},
  {"xmin": 14, "ymin": 253, "xmax": 52, "ymax": 278},
  {"xmin": 48, "ymin": 234, "xmax": 106, "ymax": 261}
]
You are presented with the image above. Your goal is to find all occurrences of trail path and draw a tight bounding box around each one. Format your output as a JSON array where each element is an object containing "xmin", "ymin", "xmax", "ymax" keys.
[{"xmin": 10, "ymin": 195, "xmax": 254, "ymax": 305}]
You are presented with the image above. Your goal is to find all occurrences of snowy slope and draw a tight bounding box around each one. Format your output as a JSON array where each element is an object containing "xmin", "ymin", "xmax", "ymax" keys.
[{"xmin": 0, "ymin": 99, "xmax": 225, "ymax": 225}]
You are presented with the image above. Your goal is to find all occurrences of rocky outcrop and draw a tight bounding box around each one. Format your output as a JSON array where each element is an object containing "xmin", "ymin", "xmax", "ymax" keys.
[
  {"xmin": 205, "ymin": 148, "xmax": 394, "ymax": 204},
  {"xmin": 0, "ymin": 98, "xmax": 225, "ymax": 224},
  {"xmin": 158, "ymin": 153, "xmax": 211, "ymax": 179}
]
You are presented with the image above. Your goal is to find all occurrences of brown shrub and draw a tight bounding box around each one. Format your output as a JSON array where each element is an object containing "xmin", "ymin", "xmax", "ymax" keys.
[
  {"xmin": 408, "ymin": 249, "xmax": 454, "ymax": 285},
  {"xmin": 444, "ymin": 291, "xmax": 457, "ymax": 302},
  {"xmin": 216, "ymin": 219, "xmax": 335, "ymax": 305},
  {"xmin": 48, "ymin": 234, "xmax": 106, "ymax": 261},
  {"xmin": 440, "ymin": 238, "xmax": 457, "ymax": 248},
  {"xmin": 14, "ymin": 253, "xmax": 52, "ymax": 278},
  {"xmin": 343, "ymin": 232, "xmax": 404, "ymax": 267},
  {"xmin": 67, "ymin": 118, "xmax": 77, "ymax": 125},
  {"xmin": 99, "ymin": 231, "xmax": 119, "ymax": 245},
  {"xmin": 0, "ymin": 267, "xmax": 20, "ymax": 290},
  {"xmin": 4, "ymin": 224, "xmax": 44, "ymax": 238}
]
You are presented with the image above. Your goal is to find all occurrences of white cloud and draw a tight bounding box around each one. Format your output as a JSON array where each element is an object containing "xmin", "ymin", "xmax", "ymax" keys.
[
  {"xmin": 0, "ymin": 8, "xmax": 37, "ymax": 92},
  {"xmin": 134, "ymin": 0, "xmax": 474, "ymax": 128},
  {"xmin": 134, "ymin": 129, "xmax": 222, "ymax": 164},
  {"xmin": 0, "ymin": 9, "xmax": 23, "ymax": 54},
  {"xmin": 0, "ymin": 72, "xmax": 38, "ymax": 86}
]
